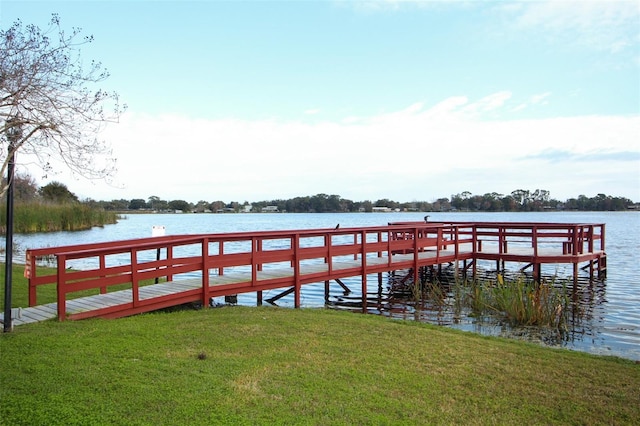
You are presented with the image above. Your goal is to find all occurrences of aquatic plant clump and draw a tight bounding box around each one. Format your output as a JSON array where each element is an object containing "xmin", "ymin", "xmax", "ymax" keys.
[
  {"xmin": 478, "ymin": 275, "xmax": 572, "ymax": 330},
  {"xmin": 395, "ymin": 271, "xmax": 576, "ymax": 332}
]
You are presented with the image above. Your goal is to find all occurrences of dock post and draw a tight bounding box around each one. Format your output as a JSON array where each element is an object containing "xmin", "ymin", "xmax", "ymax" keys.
[
  {"xmin": 532, "ymin": 263, "xmax": 541, "ymax": 283},
  {"xmin": 361, "ymin": 274, "xmax": 368, "ymax": 314}
]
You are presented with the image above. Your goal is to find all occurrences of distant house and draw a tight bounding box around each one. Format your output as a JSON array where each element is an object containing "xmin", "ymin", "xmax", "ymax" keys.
[
  {"xmin": 216, "ymin": 208, "xmax": 236, "ymax": 213},
  {"xmin": 371, "ymin": 206, "xmax": 392, "ymax": 212},
  {"xmin": 262, "ymin": 205, "xmax": 279, "ymax": 213}
]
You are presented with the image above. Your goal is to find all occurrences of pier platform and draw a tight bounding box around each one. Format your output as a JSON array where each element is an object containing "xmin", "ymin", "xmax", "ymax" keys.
[{"xmin": 1, "ymin": 221, "xmax": 606, "ymax": 328}]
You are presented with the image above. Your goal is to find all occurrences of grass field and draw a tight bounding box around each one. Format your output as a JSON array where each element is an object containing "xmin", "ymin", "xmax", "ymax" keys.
[{"xmin": 2, "ymin": 264, "xmax": 639, "ymax": 425}]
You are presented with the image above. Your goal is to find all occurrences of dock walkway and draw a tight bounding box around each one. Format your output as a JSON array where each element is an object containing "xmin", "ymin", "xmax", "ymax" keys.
[{"xmin": 1, "ymin": 221, "xmax": 606, "ymax": 328}]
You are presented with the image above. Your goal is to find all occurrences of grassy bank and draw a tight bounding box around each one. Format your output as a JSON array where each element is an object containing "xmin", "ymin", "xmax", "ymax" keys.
[
  {"xmin": 1, "ymin": 264, "xmax": 639, "ymax": 425},
  {"xmin": 1, "ymin": 307, "xmax": 638, "ymax": 425},
  {"xmin": 0, "ymin": 202, "xmax": 119, "ymax": 233}
]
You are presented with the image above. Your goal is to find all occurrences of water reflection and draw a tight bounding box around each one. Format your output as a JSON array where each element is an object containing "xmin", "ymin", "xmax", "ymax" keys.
[{"xmin": 323, "ymin": 266, "xmax": 635, "ymax": 359}]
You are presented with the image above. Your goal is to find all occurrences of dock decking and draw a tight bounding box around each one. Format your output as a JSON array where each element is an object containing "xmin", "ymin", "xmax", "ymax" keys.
[{"xmin": 1, "ymin": 221, "xmax": 606, "ymax": 328}]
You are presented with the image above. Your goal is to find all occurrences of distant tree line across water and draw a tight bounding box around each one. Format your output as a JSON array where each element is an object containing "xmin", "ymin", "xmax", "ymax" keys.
[
  {"xmin": 97, "ymin": 190, "xmax": 636, "ymax": 213},
  {"xmin": 4, "ymin": 175, "xmax": 637, "ymax": 213}
]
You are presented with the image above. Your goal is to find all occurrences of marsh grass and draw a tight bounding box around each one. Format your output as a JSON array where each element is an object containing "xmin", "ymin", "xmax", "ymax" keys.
[
  {"xmin": 0, "ymin": 202, "xmax": 118, "ymax": 234},
  {"xmin": 412, "ymin": 274, "xmax": 574, "ymax": 331},
  {"xmin": 488, "ymin": 276, "xmax": 570, "ymax": 329}
]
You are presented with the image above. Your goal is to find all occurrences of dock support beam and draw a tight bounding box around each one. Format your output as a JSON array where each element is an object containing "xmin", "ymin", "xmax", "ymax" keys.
[
  {"xmin": 265, "ymin": 287, "xmax": 295, "ymax": 305},
  {"xmin": 361, "ymin": 274, "xmax": 367, "ymax": 314}
]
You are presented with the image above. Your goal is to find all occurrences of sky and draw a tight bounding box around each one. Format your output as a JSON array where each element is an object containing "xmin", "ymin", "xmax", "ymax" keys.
[{"xmin": 1, "ymin": 0, "xmax": 639, "ymax": 204}]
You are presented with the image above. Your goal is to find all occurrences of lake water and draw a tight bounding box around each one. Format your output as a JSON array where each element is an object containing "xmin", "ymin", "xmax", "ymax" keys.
[{"xmin": 10, "ymin": 211, "xmax": 640, "ymax": 361}]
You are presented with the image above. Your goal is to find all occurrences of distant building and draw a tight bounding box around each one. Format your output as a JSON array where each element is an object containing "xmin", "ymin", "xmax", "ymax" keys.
[
  {"xmin": 372, "ymin": 207, "xmax": 392, "ymax": 212},
  {"xmin": 262, "ymin": 205, "xmax": 279, "ymax": 213}
]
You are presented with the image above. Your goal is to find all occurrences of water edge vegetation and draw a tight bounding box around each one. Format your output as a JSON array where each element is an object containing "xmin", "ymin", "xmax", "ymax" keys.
[{"xmin": 0, "ymin": 202, "xmax": 119, "ymax": 234}]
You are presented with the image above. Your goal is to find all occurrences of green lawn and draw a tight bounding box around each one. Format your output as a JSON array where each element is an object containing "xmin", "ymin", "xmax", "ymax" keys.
[
  {"xmin": 1, "ymin": 306, "xmax": 638, "ymax": 425},
  {"xmin": 2, "ymin": 263, "xmax": 639, "ymax": 425}
]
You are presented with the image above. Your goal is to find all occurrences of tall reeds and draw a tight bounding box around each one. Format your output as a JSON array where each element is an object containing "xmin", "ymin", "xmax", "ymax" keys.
[
  {"xmin": 0, "ymin": 202, "xmax": 119, "ymax": 234},
  {"xmin": 412, "ymin": 273, "xmax": 573, "ymax": 331},
  {"xmin": 483, "ymin": 275, "xmax": 570, "ymax": 329}
]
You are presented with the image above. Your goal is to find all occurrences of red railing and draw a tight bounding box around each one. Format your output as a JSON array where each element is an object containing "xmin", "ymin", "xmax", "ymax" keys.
[
  {"xmin": 450, "ymin": 222, "xmax": 605, "ymax": 258},
  {"xmin": 25, "ymin": 224, "xmax": 459, "ymax": 320},
  {"xmin": 23, "ymin": 222, "xmax": 605, "ymax": 321}
]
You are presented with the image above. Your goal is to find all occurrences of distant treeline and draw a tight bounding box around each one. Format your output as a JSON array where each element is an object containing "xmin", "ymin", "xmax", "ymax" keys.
[
  {"xmin": 4, "ymin": 176, "xmax": 636, "ymax": 214},
  {"xmin": 88, "ymin": 189, "xmax": 636, "ymax": 213}
]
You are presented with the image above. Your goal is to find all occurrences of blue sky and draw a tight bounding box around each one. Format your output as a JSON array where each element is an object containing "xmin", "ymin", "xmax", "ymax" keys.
[{"xmin": 2, "ymin": 0, "xmax": 639, "ymax": 203}]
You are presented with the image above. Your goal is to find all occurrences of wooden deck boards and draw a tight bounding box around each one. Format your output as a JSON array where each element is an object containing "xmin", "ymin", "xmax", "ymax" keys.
[{"xmin": 1, "ymin": 243, "xmax": 601, "ymax": 328}]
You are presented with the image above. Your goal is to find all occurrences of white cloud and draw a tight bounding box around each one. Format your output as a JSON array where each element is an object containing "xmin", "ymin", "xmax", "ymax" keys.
[
  {"xmin": 32, "ymin": 92, "xmax": 640, "ymax": 203},
  {"xmin": 461, "ymin": 91, "xmax": 512, "ymax": 115},
  {"xmin": 496, "ymin": 0, "xmax": 639, "ymax": 55},
  {"xmin": 531, "ymin": 92, "xmax": 551, "ymax": 105}
]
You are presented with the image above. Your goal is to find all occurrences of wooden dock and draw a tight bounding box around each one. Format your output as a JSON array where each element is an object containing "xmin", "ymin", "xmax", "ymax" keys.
[{"xmin": 1, "ymin": 221, "xmax": 606, "ymax": 328}]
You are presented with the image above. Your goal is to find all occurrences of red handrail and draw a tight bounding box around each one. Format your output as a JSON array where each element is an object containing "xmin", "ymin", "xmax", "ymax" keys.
[{"xmin": 23, "ymin": 222, "xmax": 605, "ymax": 321}]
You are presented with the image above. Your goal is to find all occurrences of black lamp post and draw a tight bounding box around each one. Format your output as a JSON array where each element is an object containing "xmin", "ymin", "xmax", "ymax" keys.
[{"xmin": 3, "ymin": 117, "xmax": 20, "ymax": 332}]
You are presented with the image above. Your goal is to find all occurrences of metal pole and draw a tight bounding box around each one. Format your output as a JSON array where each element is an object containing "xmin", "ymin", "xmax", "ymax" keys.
[{"xmin": 3, "ymin": 140, "xmax": 15, "ymax": 332}]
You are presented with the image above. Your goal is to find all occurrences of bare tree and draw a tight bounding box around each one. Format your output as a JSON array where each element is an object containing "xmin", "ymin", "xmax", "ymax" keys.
[{"xmin": 0, "ymin": 13, "xmax": 125, "ymax": 198}]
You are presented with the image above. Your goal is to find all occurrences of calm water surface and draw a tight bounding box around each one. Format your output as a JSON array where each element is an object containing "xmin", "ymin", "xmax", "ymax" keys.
[{"xmin": 11, "ymin": 211, "xmax": 640, "ymax": 361}]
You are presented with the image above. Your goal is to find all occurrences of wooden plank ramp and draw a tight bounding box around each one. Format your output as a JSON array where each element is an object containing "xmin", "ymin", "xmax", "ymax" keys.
[{"xmin": 1, "ymin": 250, "xmax": 471, "ymax": 327}]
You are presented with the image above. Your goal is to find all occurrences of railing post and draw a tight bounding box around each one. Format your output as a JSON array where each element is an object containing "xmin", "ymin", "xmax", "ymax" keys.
[
  {"xmin": 435, "ymin": 227, "xmax": 442, "ymax": 264},
  {"xmin": 202, "ymin": 237, "xmax": 210, "ymax": 307},
  {"xmin": 353, "ymin": 232, "xmax": 358, "ymax": 260},
  {"xmin": 294, "ymin": 234, "xmax": 301, "ymax": 308},
  {"xmin": 26, "ymin": 250, "xmax": 36, "ymax": 307},
  {"xmin": 57, "ymin": 254, "xmax": 66, "ymax": 321},
  {"xmin": 131, "ymin": 249, "xmax": 139, "ymax": 307},
  {"xmin": 386, "ymin": 229, "xmax": 393, "ymax": 266},
  {"xmin": 413, "ymin": 226, "xmax": 420, "ymax": 283},
  {"xmin": 218, "ymin": 241, "xmax": 224, "ymax": 276},
  {"xmin": 256, "ymin": 238, "xmax": 263, "ymax": 272},
  {"xmin": 166, "ymin": 245, "xmax": 174, "ymax": 281},
  {"xmin": 473, "ymin": 226, "xmax": 480, "ymax": 252},
  {"xmin": 251, "ymin": 237, "xmax": 258, "ymax": 286},
  {"xmin": 327, "ymin": 233, "xmax": 334, "ymax": 275},
  {"xmin": 99, "ymin": 254, "xmax": 107, "ymax": 294},
  {"xmin": 453, "ymin": 226, "xmax": 459, "ymax": 258},
  {"xmin": 361, "ymin": 230, "xmax": 368, "ymax": 313}
]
